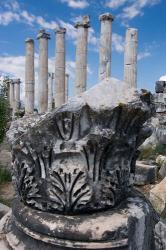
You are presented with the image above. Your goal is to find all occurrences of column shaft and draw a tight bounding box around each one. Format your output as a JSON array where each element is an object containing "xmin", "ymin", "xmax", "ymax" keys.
[
  {"xmin": 25, "ymin": 39, "xmax": 35, "ymax": 114},
  {"xmin": 124, "ymin": 28, "xmax": 138, "ymax": 89},
  {"xmin": 55, "ymin": 28, "xmax": 66, "ymax": 108},
  {"xmin": 75, "ymin": 16, "xmax": 90, "ymax": 95},
  {"xmin": 48, "ymin": 73, "xmax": 54, "ymax": 112},
  {"xmin": 14, "ymin": 79, "xmax": 21, "ymax": 111},
  {"xmin": 65, "ymin": 74, "xmax": 69, "ymax": 102},
  {"xmin": 37, "ymin": 30, "xmax": 50, "ymax": 113},
  {"xmin": 99, "ymin": 13, "xmax": 114, "ymax": 81},
  {"xmin": 9, "ymin": 80, "xmax": 14, "ymax": 109}
]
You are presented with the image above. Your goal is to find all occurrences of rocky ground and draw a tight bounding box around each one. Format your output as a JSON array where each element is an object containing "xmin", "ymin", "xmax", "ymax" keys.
[
  {"xmin": 0, "ymin": 137, "xmax": 13, "ymax": 207},
  {"xmin": 0, "ymin": 182, "xmax": 14, "ymax": 207}
]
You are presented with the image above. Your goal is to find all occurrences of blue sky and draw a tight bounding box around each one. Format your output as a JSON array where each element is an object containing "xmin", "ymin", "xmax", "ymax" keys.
[{"xmin": 0, "ymin": 0, "xmax": 165, "ymax": 99}]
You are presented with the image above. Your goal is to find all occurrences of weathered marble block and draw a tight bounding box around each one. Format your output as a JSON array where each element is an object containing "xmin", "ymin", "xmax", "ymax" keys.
[{"xmin": 1, "ymin": 78, "xmax": 158, "ymax": 249}]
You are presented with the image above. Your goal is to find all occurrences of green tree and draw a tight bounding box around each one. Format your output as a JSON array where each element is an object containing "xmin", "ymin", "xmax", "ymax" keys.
[{"xmin": 0, "ymin": 77, "xmax": 10, "ymax": 144}]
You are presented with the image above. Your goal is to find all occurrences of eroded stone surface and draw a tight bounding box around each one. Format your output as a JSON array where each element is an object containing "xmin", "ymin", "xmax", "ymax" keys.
[
  {"xmin": 4, "ymin": 78, "xmax": 157, "ymax": 250},
  {"xmin": 150, "ymin": 177, "xmax": 166, "ymax": 216},
  {"xmin": 7, "ymin": 78, "xmax": 154, "ymax": 215},
  {"xmin": 134, "ymin": 161, "xmax": 157, "ymax": 186},
  {"xmin": 155, "ymin": 219, "xmax": 166, "ymax": 250},
  {"xmin": 0, "ymin": 203, "xmax": 10, "ymax": 220},
  {"xmin": 0, "ymin": 193, "xmax": 158, "ymax": 250},
  {"xmin": 159, "ymin": 158, "xmax": 166, "ymax": 179}
]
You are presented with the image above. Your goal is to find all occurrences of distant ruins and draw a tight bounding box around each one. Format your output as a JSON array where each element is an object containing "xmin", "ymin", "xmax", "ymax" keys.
[
  {"xmin": 154, "ymin": 80, "xmax": 166, "ymax": 144},
  {"xmin": 1, "ymin": 13, "xmax": 165, "ymax": 250},
  {"xmin": 7, "ymin": 14, "xmax": 138, "ymax": 116}
]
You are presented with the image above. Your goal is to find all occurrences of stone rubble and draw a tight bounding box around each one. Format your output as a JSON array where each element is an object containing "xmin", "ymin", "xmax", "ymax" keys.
[
  {"xmin": 150, "ymin": 177, "xmax": 166, "ymax": 216},
  {"xmin": 159, "ymin": 158, "xmax": 166, "ymax": 180},
  {"xmin": 134, "ymin": 161, "xmax": 157, "ymax": 186},
  {"xmin": 155, "ymin": 219, "xmax": 166, "ymax": 250}
]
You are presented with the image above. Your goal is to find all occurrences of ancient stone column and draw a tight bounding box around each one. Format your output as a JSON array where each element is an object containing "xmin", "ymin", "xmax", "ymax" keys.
[
  {"xmin": 37, "ymin": 29, "xmax": 50, "ymax": 113},
  {"xmin": 3, "ymin": 80, "xmax": 157, "ymax": 250},
  {"xmin": 124, "ymin": 28, "xmax": 138, "ymax": 89},
  {"xmin": 65, "ymin": 73, "xmax": 69, "ymax": 102},
  {"xmin": 99, "ymin": 13, "xmax": 114, "ymax": 81},
  {"xmin": 48, "ymin": 73, "xmax": 54, "ymax": 112},
  {"xmin": 55, "ymin": 27, "xmax": 66, "ymax": 108},
  {"xmin": 25, "ymin": 38, "xmax": 35, "ymax": 114},
  {"xmin": 9, "ymin": 80, "xmax": 14, "ymax": 109},
  {"xmin": 75, "ymin": 16, "xmax": 90, "ymax": 95},
  {"xmin": 14, "ymin": 79, "xmax": 21, "ymax": 111}
]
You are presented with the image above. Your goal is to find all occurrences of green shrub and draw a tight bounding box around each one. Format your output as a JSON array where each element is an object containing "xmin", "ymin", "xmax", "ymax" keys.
[
  {"xmin": 0, "ymin": 97, "xmax": 9, "ymax": 144},
  {"xmin": 155, "ymin": 144, "xmax": 166, "ymax": 155},
  {"xmin": 0, "ymin": 167, "xmax": 11, "ymax": 184},
  {"xmin": 138, "ymin": 146, "xmax": 156, "ymax": 161},
  {"xmin": 138, "ymin": 144, "xmax": 166, "ymax": 161}
]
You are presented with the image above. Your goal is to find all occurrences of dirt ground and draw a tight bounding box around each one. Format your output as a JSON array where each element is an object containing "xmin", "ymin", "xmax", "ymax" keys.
[{"xmin": 0, "ymin": 182, "xmax": 14, "ymax": 207}]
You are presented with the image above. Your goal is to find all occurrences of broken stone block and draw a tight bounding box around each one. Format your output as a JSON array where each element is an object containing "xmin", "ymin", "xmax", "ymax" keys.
[
  {"xmin": 0, "ymin": 203, "xmax": 10, "ymax": 220},
  {"xmin": 156, "ymin": 155, "xmax": 166, "ymax": 166},
  {"xmin": 159, "ymin": 158, "xmax": 166, "ymax": 179},
  {"xmin": 134, "ymin": 161, "xmax": 157, "ymax": 186},
  {"xmin": 155, "ymin": 219, "xmax": 166, "ymax": 250},
  {"xmin": 149, "ymin": 177, "xmax": 166, "ymax": 216},
  {"xmin": 155, "ymin": 81, "xmax": 166, "ymax": 93}
]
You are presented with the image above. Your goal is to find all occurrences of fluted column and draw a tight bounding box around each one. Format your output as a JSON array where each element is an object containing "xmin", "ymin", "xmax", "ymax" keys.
[
  {"xmin": 25, "ymin": 38, "xmax": 35, "ymax": 114},
  {"xmin": 55, "ymin": 27, "xmax": 66, "ymax": 108},
  {"xmin": 75, "ymin": 16, "xmax": 90, "ymax": 95},
  {"xmin": 124, "ymin": 28, "xmax": 138, "ymax": 89},
  {"xmin": 99, "ymin": 13, "xmax": 114, "ymax": 81},
  {"xmin": 65, "ymin": 73, "xmax": 69, "ymax": 102},
  {"xmin": 14, "ymin": 78, "xmax": 21, "ymax": 111},
  {"xmin": 37, "ymin": 29, "xmax": 50, "ymax": 113},
  {"xmin": 9, "ymin": 80, "xmax": 14, "ymax": 109},
  {"xmin": 48, "ymin": 73, "xmax": 54, "ymax": 112}
]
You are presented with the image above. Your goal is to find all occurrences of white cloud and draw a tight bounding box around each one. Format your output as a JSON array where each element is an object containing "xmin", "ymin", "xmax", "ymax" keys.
[
  {"xmin": 112, "ymin": 33, "xmax": 124, "ymax": 53},
  {"xmin": 120, "ymin": 0, "xmax": 161, "ymax": 22},
  {"xmin": 138, "ymin": 51, "xmax": 151, "ymax": 60},
  {"xmin": 60, "ymin": 0, "xmax": 89, "ymax": 9},
  {"xmin": 59, "ymin": 20, "xmax": 77, "ymax": 40},
  {"xmin": 105, "ymin": 0, "xmax": 127, "ymax": 9},
  {"xmin": 0, "ymin": 1, "xmax": 58, "ymax": 29},
  {"xmin": 0, "ymin": 11, "xmax": 20, "ymax": 25},
  {"xmin": 159, "ymin": 75, "xmax": 166, "ymax": 81},
  {"xmin": 3, "ymin": 0, "xmax": 20, "ymax": 11},
  {"xmin": 36, "ymin": 16, "xmax": 58, "ymax": 30},
  {"xmin": 20, "ymin": 10, "xmax": 35, "ymax": 25}
]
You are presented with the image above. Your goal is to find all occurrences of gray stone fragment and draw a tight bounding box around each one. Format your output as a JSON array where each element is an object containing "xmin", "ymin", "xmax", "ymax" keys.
[
  {"xmin": 155, "ymin": 219, "xmax": 166, "ymax": 250},
  {"xmin": 159, "ymin": 158, "xmax": 166, "ymax": 179},
  {"xmin": 0, "ymin": 194, "xmax": 158, "ymax": 250},
  {"xmin": 155, "ymin": 81, "xmax": 166, "ymax": 93},
  {"xmin": 134, "ymin": 161, "xmax": 157, "ymax": 186},
  {"xmin": 0, "ymin": 203, "xmax": 10, "ymax": 220},
  {"xmin": 149, "ymin": 177, "xmax": 166, "ymax": 216}
]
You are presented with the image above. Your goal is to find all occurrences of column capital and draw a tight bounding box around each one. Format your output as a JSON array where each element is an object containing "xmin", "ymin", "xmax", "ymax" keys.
[
  {"xmin": 25, "ymin": 38, "xmax": 34, "ymax": 43},
  {"xmin": 55, "ymin": 27, "xmax": 66, "ymax": 34},
  {"xmin": 13, "ymin": 78, "xmax": 21, "ymax": 84},
  {"xmin": 75, "ymin": 15, "xmax": 90, "ymax": 29},
  {"xmin": 99, "ymin": 13, "xmax": 114, "ymax": 22},
  {"xmin": 126, "ymin": 28, "xmax": 138, "ymax": 42},
  {"xmin": 9, "ymin": 79, "xmax": 14, "ymax": 85},
  {"xmin": 37, "ymin": 29, "xmax": 50, "ymax": 40}
]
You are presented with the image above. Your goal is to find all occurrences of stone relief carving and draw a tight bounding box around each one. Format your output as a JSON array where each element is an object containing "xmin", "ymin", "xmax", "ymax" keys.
[{"xmin": 11, "ymin": 93, "xmax": 154, "ymax": 214}]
